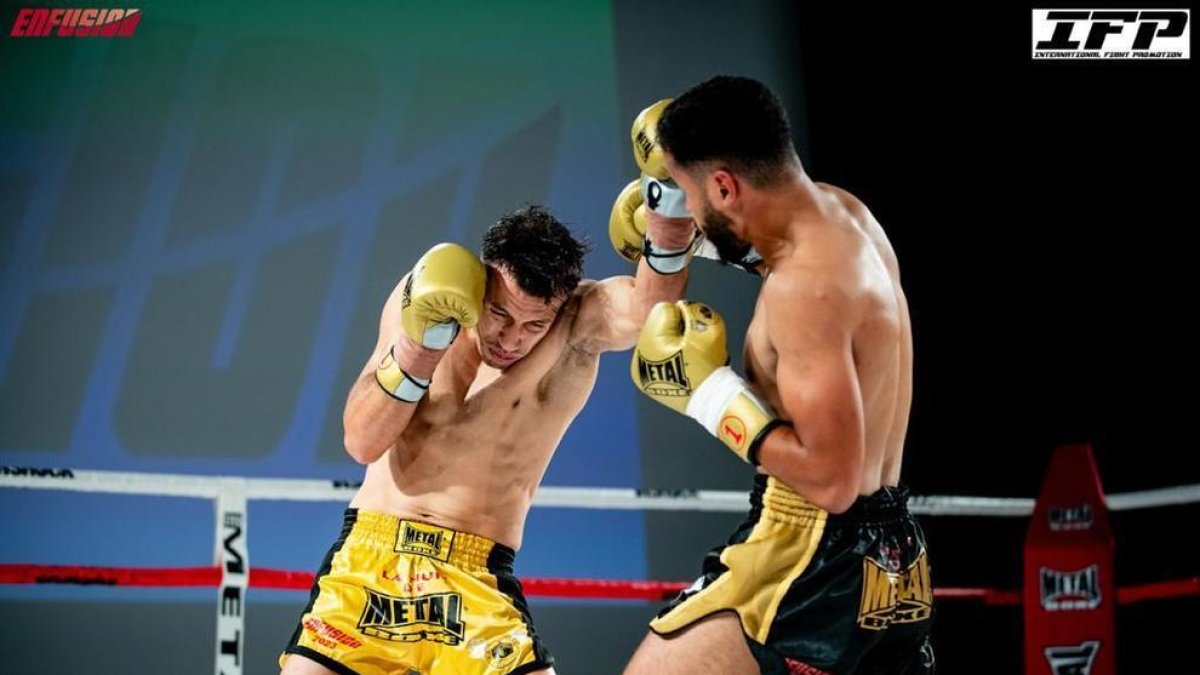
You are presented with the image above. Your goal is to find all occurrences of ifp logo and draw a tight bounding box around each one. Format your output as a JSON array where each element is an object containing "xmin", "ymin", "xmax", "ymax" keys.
[{"xmin": 1032, "ymin": 9, "xmax": 1189, "ymax": 59}]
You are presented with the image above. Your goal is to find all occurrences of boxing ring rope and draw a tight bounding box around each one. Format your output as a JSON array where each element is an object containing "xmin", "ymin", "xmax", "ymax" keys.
[
  {"xmin": 5, "ymin": 466, "xmax": 1200, "ymax": 513},
  {"xmin": 3, "ymin": 464, "xmax": 1200, "ymax": 675}
]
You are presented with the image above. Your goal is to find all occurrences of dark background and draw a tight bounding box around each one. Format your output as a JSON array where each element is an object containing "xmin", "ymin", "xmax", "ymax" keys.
[
  {"xmin": 2, "ymin": 1, "xmax": 1196, "ymax": 673},
  {"xmin": 788, "ymin": 5, "xmax": 1198, "ymax": 673}
]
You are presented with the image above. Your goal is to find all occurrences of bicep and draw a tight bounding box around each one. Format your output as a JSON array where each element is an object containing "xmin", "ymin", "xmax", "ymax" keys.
[
  {"xmin": 768, "ymin": 284, "xmax": 865, "ymax": 466},
  {"xmin": 358, "ymin": 275, "xmax": 407, "ymax": 379}
]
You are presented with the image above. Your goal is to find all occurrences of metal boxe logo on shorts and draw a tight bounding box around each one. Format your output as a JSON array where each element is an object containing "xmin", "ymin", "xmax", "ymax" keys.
[
  {"xmin": 1032, "ymin": 9, "xmax": 1190, "ymax": 59},
  {"xmin": 357, "ymin": 589, "xmax": 466, "ymax": 645},
  {"xmin": 856, "ymin": 550, "xmax": 933, "ymax": 630}
]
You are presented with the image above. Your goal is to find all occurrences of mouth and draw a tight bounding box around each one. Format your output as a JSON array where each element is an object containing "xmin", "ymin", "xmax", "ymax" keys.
[{"xmin": 487, "ymin": 344, "xmax": 517, "ymax": 364}]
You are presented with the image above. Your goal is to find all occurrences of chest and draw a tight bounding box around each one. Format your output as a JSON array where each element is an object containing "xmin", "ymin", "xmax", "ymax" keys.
[
  {"xmin": 743, "ymin": 293, "xmax": 780, "ymax": 403},
  {"xmin": 413, "ymin": 361, "xmax": 533, "ymax": 433}
]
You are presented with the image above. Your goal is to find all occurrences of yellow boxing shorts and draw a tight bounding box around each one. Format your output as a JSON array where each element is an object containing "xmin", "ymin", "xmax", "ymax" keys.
[{"xmin": 280, "ymin": 509, "xmax": 553, "ymax": 675}]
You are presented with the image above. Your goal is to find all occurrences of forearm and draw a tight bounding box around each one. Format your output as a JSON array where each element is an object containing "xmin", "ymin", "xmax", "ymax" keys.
[
  {"xmin": 631, "ymin": 256, "xmax": 688, "ymax": 321},
  {"xmin": 629, "ymin": 208, "xmax": 692, "ymax": 320},
  {"xmin": 597, "ymin": 261, "xmax": 689, "ymax": 353},
  {"xmin": 342, "ymin": 372, "xmax": 418, "ymax": 465},
  {"xmin": 343, "ymin": 339, "xmax": 443, "ymax": 464},
  {"xmin": 755, "ymin": 425, "xmax": 861, "ymax": 514}
]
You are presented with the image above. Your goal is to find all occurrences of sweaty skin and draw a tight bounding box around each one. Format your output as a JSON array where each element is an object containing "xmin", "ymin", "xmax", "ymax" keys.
[
  {"xmin": 621, "ymin": 153, "xmax": 916, "ymax": 675},
  {"xmin": 667, "ymin": 154, "xmax": 912, "ymax": 514},
  {"xmin": 346, "ymin": 259, "xmax": 685, "ymax": 550},
  {"xmin": 743, "ymin": 182, "xmax": 913, "ymax": 499}
]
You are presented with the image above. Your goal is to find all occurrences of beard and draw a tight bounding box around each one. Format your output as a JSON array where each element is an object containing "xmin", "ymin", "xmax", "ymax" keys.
[{"xmin": 700, "ymin": 199, "xmax": 754, "ymax": 265}]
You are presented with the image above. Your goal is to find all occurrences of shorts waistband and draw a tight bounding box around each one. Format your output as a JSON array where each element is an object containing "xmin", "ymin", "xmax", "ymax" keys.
[
  {"xmin": 341, "ymin": 509, "xmax": 515, "ymax": 573},
  {"xmin": 751, "ymin": 475, "xmax": 912, "ymax": 524},
  {"xmin": 838, "ymin": 484, "xmax": 911, "ymax": 523},
  {"xmin": 751, "ymin": 475, "xmax": 827, "ymax": 525}
]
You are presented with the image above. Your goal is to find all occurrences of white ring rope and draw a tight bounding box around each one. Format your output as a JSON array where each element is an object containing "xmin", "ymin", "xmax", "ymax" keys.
[{"xmin": 2, "ymin": 466, "xmax": 1198, "ymax": 516}]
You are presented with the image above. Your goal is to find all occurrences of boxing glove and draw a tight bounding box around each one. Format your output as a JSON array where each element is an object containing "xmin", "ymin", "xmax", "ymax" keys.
[
  {"xmin": 377, "ymin": 243, "xmax": 486, "ymax": 402},
  {"xmin": 608, "ymin": 179, "xmax": 696, "ymax": 274},
  {"xmin": 631, "ymin": 300, "xmax": 783, "ymax": 463}
]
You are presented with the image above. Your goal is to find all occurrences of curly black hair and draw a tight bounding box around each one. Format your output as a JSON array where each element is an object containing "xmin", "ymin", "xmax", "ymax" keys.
[
  {"xmin": 658, "ymin": 75, "xmax": 795, "ymax": 186},
  {"xmin": 481, "ymin": 205, "xmax": 588, "ymax": 302}
]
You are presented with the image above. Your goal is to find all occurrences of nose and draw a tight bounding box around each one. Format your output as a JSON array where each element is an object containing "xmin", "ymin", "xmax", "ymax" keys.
[{"xmin": 497, "ymin": 331, "xmax": 521, "ymax": 353}]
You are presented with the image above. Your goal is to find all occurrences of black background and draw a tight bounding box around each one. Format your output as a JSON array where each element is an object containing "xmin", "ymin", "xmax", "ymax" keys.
[{"xmin": 794, "ymin": 5, "xmax": 1197, "ymax": 672}]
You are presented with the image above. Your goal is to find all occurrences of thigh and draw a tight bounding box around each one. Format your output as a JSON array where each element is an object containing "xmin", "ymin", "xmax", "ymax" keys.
[
  {"xmin": 279, "ymin": 652, "xmax": 347, "ymax": 675},
  {"xmin": 624, "ymin": 611, "xmax": 759, "ymax": 675}
]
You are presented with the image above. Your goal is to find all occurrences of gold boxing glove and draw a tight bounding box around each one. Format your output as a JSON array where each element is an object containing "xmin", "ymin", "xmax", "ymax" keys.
[
  {"xmin": 377, "ymin": 243, "xmax": 485, "ymax": 402},
  {"xmin": 630, "ymin": 99, "xmax": 690, "ymax": 219},
  {"xmin": 630, "ymin": 300, "xmax": 783, "ymax": 463},
  {"xmin": 608, "ymin": 179, "xmax": 695, "ymax": 274}
]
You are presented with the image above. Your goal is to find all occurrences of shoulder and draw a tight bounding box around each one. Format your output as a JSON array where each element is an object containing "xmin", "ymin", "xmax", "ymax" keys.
[
  {"xmin": 762, "ymin": 262, "xmax": 859, "ymax": 342},
  {"xmin": 814, "ymin": 181, "xmax": 869, "ymax": 216},
  {"xmin": 815, "ymin": 181, "xmax": 900, "ymax": 277},
  {"xmin": 764, "ymin": 264, "xmax": 853, "ymax": 310},
  {"xmin": 571, "ymin": 276, "xmax": 634, "ymax": 320},
  {"xmin": 565, "ymin": 276, "xmax": 635, "ymax": 355}
]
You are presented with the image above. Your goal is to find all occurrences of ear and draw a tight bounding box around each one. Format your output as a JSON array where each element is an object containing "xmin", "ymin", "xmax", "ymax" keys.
[{"xmin": 710, "ymin": 169, "xmax": 739, "ymax": 207}]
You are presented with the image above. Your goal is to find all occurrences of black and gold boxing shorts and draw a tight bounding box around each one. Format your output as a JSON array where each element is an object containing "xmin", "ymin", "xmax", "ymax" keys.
[
  {"xmin": 281, "ymin": 509, "xmax": 553, "ymax": 675},
  {"xmin": 652, "ymin": 475, "xmax": 935, "ymax": 675}
]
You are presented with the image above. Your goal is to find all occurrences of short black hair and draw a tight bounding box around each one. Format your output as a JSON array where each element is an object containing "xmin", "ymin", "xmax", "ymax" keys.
[
  {"xmin": 658, "ymin": 76, "xmax": 795, "ymax": 186},
  {"xmin": 482, "ymin": 205, "xmax": 587, "ymax": 302}
]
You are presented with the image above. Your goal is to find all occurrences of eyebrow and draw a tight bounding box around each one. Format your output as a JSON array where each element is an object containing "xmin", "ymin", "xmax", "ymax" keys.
[{"xmin": 491, "ymin": 303, "xmax": 549, "ymax": 325}]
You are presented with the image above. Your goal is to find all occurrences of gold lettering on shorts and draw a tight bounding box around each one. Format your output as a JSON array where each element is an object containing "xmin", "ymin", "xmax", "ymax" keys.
[
  {"xmin": 857, "ymin": 550, "xmax": 932, "ymax": 630},
  {"xmin": 895, "ymin": 551, "xmax": 933, "ymax": 624}
]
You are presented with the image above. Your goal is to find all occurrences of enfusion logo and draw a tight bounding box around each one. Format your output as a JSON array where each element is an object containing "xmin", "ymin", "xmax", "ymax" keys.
[
  {"xmin": 1032, "ymin": 9, "xmax": 1189, "ymax": 59},
  {"xmin": 10, "ymin": 8, "xmax": 141, "ymax": 37}
]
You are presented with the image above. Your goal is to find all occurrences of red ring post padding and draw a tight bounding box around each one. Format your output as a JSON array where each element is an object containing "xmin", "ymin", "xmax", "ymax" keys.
[{"xmin": 1024, "ymin": 444, "xmax": 1115, "ymax": 675}]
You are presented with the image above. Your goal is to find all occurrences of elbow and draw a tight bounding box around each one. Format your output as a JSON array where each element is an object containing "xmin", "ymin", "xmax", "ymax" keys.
[
  {"xmin": 818, "ymin": 484, "xmax": 860, "ymax": 515},
  {"xmin": 812, "ymin": 461, "xmax": 863, "ymax": 515},
  {"xmin": 609, "ymin": 326, "xmax": 639, "ymax": 353},
  {"xmin": 343, "ymin": 432, "xmax": 383, "ymax": 466}
]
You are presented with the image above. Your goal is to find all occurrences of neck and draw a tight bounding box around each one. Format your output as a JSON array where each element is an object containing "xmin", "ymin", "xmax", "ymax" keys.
[{"xmin": 740, "ymin": 170, "xmax": 820, "ymax": 273}]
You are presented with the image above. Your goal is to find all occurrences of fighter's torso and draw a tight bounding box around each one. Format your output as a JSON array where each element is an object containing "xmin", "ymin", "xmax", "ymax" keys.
[
  {"xmin": 744, "ymin": 182, "xmax": 913, "ymax": 494},
  {"xmin": 352, "ymin": 292, "xmax": 599, "ymax": 549}
]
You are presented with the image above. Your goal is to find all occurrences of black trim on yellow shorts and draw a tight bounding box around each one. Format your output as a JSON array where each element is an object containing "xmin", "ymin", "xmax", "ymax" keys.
[
  {"xmin": 489, "ymin": 541, "xmax": 555, "ymax": 672},
  {"xmin": 283, "ymin": 509, "xmax": 355, "ymax": 656},
  {"xmin": 282, "ymin": 509, "xmax": 554, "ymax": 674},
  {"xmin": 508, "ymin": 660, "xmax": 554, "ymax": 675},
  {"xmin": 285, "ymin": 644, "xmax": 361, "ymax": 675}
]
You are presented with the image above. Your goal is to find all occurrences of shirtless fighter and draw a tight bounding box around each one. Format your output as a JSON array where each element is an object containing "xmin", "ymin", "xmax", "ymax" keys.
[
  {"xmin": 624, "ymin": 77, "xmax": 934, "ymax": 674},
  {"xmin": 279, "ymin": 128, "xmax": 697, "ymax": 672}
]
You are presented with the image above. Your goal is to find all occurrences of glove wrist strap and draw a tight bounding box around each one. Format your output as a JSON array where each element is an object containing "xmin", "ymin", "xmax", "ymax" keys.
[
  {"xmin": 375, "ymin": 345, "xmax": 430, "ymax": 403},
  {"xmin": 685, "ymin": 366, "xmax": 779, "ymax": 463},
  {"xmin": 643, "ymin": 238, "xmax": 695, "ymax": 275}
]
